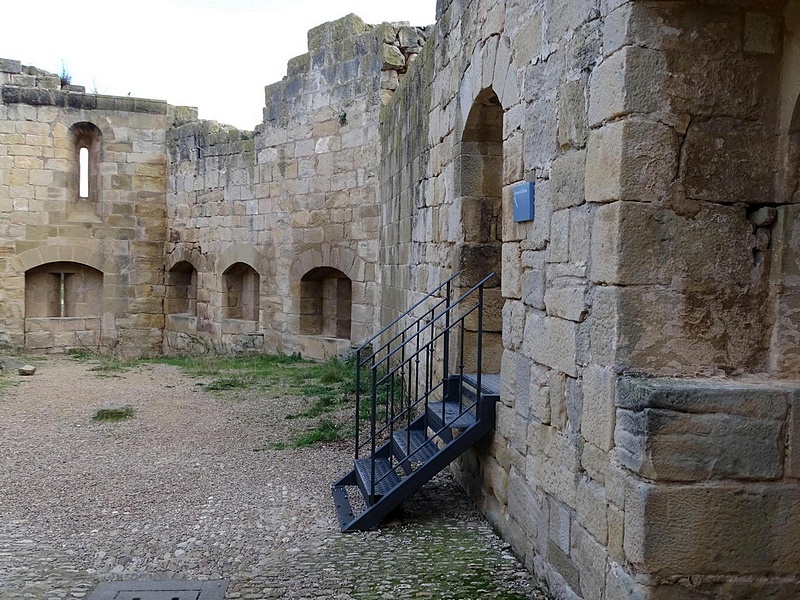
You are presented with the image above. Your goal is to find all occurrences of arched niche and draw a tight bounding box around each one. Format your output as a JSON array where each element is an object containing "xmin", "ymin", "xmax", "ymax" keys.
[
  {"xmin": 223, "ymin": 262, "xmax": 260, "ymax": 321},
  {"xmin": 25, "ymin": 261, "xmax": 103, "ymax": 318},
  {"xmin": 300, "ymin": 267, "xmax": 352, "ymax": 340},
  {"xmin": 166, "ymin": 260, "xmax": 198, "ymax": 316}
]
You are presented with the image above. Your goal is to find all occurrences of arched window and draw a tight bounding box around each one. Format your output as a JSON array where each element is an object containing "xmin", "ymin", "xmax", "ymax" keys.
[
  {"xmin": 79, "ymin": 147, "xmax": 89, "ymax": 198},
  {"xmin": 25, "ymin": 262, "xmax": 103, "ymax": 318}
]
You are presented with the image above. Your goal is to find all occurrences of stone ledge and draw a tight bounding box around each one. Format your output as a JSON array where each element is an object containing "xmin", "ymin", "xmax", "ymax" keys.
[
  {"xmin": 615, "ymin": 377, "xmax": 793, "ymax": 481},
  {"xmin": 1, "ymin": 85, "xmax": 168, "ymax": 114}
]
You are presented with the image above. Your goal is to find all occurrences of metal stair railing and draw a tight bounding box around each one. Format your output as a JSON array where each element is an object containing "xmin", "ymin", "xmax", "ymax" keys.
[{"xmin": 353, "ymin": 272, "xmax": 495, "ymax": 504}]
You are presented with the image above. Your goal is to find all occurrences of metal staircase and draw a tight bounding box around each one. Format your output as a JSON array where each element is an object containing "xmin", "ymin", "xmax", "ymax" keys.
[{"xmin": 332, "ymin": 272, "xmax": 499, "ymax": 532}]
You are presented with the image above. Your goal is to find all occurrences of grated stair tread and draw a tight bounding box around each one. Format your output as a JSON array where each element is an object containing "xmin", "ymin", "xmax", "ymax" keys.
[
  {"xmin": 393, "ymin": 428, "xmax": 440, "ymax": 463},
  {"xmin": 427, "ymin": 401, "xmax": 478, "ymax": 429},
  {"xmin": 354, "ymin": 457, "xmax": 402, "ymax": 496},
  {"xmin": 463, "ymin": 373, "xmax": 501, "ymax": 395}
]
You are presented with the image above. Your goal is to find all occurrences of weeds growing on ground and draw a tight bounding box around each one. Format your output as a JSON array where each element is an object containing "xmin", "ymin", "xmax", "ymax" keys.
[
  {"xmin": 70, "ymin": 350, "xmax": 136, "ymax": 375},
  {"xmin": 292, "ymin": 418, "xmax": 347, "ymax": 447},
  {"xmin": 0, "ymin": 374, "xmax": 15, "ymax": 396},
  {"xmin": 149, "ymin": 351, "xmax": 362, "ymax": 448},
  {"xmin": 92, "ymin": 405, "xmax": 135, "ymax": 422}
]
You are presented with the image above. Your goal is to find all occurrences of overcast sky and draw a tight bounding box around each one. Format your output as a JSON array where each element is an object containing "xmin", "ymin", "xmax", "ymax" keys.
[{"xmin": 0, "ymin": 0, "xmax": 436, "ymax": 129}]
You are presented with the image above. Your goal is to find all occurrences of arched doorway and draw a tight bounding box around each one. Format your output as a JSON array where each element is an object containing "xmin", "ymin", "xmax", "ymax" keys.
[{"xmin": 457, "ymin": 88, "xmax": 504, "ymax": 373}]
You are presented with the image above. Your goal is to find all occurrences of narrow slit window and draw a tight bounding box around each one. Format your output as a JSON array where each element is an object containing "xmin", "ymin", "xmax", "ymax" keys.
[
  {"xmin": 59, "ymin": 272, "xmax": 66, "ymax": 317},
  {"xmin": 79, "ymin": 147, "xmax": 89, "ymax": 198}
]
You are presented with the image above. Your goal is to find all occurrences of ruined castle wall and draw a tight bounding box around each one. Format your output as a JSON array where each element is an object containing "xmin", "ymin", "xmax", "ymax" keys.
[
  {"xmin": 380, "ymin": 0, "xmax": 800, "ymax": 598},
  {"xmin": 589, "ymin": 3, "xmax": 800, "ymax": 597},
  {"xmin": 165, "ymin": 15, "xmax": 428, "ymax": 358},
  {"xmin": 165, "ymin": 119, "xmax": 263, "ymax": 352},
  {"xmin": 0, "ymin": 60, "xmax": 171, "ymax": 354},
  {"xmin": 589, "ymin": 1, "xmax": 784, "ymax": 378}
]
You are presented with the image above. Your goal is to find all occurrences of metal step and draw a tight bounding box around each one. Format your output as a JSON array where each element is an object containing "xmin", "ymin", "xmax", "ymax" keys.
[
  {"xmin": 392, "ymin": 428, "xmax": 439, "ymax": 465},
  {"xmin": 463, "ymin": 372, "xmax": 501, "ymax": 396},
  {"xmin": 427, "ymin": 401, "xmax": 477, "ymax": 430},
  {"xmin": 354, "ymin": 457, "xmax": 402, "ymax": 500},
  {"xmin": 331, "ymin": 484, "xmax": 355, "ymax": 531}
]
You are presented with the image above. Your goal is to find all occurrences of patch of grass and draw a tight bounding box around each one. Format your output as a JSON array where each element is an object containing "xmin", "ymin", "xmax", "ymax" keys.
[
  {"xmin": 318, "ymin": 357, "xmax": 348, "ymax": 384},
  {"xmin": 150, "ymin": 351, "xmax": 364, "ymax": 448},
  {"xmin": 0, "ymin": 375, "xmax": 16, "ymax": 396},
  {"xmin": 71, "ymin": 350, "xmax": 136, "ymax": 374},
  {"xmin": 92, "ymin": 405, "xmax": 135, "ymax": 422},
  {"xmin": 150, "ymin": 352, "xmax": 305, "ymax": 378},
  {"xmin": 292, "ymin": 418, "xmax": 347, "ymax": 447},
  {"xmin": 205, "ymin": 376, "xmax": 254, "ymax": 391}
]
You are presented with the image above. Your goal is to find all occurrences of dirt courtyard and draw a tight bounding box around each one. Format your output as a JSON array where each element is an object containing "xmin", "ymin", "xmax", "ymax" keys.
[{"xmin": 0, "ymin": 355, "xmax": 545, "ymax": 599}]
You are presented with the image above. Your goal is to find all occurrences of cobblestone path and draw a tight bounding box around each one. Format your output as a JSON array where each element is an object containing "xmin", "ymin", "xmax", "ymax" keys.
[{"xmin": 0, "ymin": 357, "xmax": 548, "ymax": 599}]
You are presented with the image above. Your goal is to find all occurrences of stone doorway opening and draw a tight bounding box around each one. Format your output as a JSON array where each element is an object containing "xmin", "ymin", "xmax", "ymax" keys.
[{"xmin": 456, "ymin": 88, "xmax": 504, "ymax": 374}]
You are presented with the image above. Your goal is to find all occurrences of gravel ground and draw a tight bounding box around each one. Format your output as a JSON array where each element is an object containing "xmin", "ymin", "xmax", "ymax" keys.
[{"xmin": 0, "ymin": 355, "xmax": 550, "ymax": 599}]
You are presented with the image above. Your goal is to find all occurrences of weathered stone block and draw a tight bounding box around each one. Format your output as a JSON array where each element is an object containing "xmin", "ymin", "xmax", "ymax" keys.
[
  {"xmin": 625, "ymin": 479, "xmax": 800, "ymax": 576},
  {"xmin": 790, "ymin": 392, "xmax": 800, "ymax": 479},
  {"xmin": 521, "ymin": 268, "xmax": 545, "ymax": 310},
  {"xmin": 548, "ymin": 541, "xmax": 581, "ymax": 593},
  {"xmin": 576, "ymin": 478, "xmax": 608, "ymax": 545},
  {"xmin": 681, "ymin": 118, "xmax": 774, "ymax": 204},
  {"xmin": 604, "ymin": 561, "xmax": 649, "ymax": 600},
  {"xmin": 585, "ymin": 119, "xmax": 678, "ymax": 204},
  {"xmin": 527, "ymin": 421, "xmax": 580, "ymax": 506},
  {"xmin": 581, "ymin": 441, "xmax": 608, "ymax": 485},
  {"xmin": 525, "ymin": 314, "xmax": 578, "ymax": 377},
  {"xmin": 744, "ymin": 13, "xmax": 779, "ymax": 55},
  {"xmin": 582, "ymin": 365, "xmax": 616, "ymax": 451},
  {"xmin": 548, "ymin": 209, "xmax": 570, "ymax": 263},
  {"xmin": 650, "ymin": 579, "xmax": 800, "ymax": 600},
  {"xmin": 589, "ymin": 283, "xmax": 768, "ymax": 374},
  {"xmin": 501, "ymin": 243, "xmax": 521, "ymax": 298},
  {"xmin": 544, "ymin": 286, "xmax": 586, "ymax": 322},
  {"xmin": 616, "ymin": 378, "xmax": 789, "ymax": 481},
  {"xmin": 551, "ymin": 150, "xmax": 586, "ymax": 210},
  {"xmin": 0, "ymin": 59, "xmax": 22, "ymax": 74},
  {"xmin": 508, "ymin": 468, "xmax": 548, "ymax": 551},
  {"xmin": 571, "ymin": 522, "xmax": 608, "ymax": 600},
  {"xmin": 549, "ymin": 496, "xmax": 572, "ymax": 554},
  {"xmin": 550, "ymin": 369, "xmax": 568, "ymax": 429},
  {"xmin": 588, "ymin": 46, "xmax": 667, "ymax": 127},
  {"xmin": 558, "ymin": 76, "xmax": 588, "ymax": 150}
]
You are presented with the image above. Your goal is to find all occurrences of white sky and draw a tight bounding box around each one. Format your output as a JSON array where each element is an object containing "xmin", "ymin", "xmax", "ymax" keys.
[{"xmin": 0, "ymin": 0, "xmax": 436, "ymax": 130}]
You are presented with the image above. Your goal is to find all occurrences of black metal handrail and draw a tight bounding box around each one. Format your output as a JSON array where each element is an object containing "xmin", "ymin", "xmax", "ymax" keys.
[
  {"xmin": 356, "ymin": 272, "xmax": 461, "ymax": 353},
  {"xmin": 354, "ymin": 272, "xmax": 495, "ymax": 503}
]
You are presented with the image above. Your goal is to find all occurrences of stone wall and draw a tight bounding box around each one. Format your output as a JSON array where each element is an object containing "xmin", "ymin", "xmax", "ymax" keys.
[
  {"xmin": 2, "ymin": 3, "xmax": 799, "ymax": 598},
  {"xmin": 379, "ymin": 0, "xmax": 800, "ymax": 598},
  {"xmin": 0, "ymin": 59, "xmax": 172, "ymax": 354},
  {"xmin": 165, "ymin": 15, "xmax": 429, "ymax": 358}
]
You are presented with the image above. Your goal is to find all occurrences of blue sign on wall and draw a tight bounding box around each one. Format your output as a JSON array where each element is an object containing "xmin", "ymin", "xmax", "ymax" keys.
[{"xmin": 513, "ymin": 181, "xmax": 535, "ymax": 222}]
